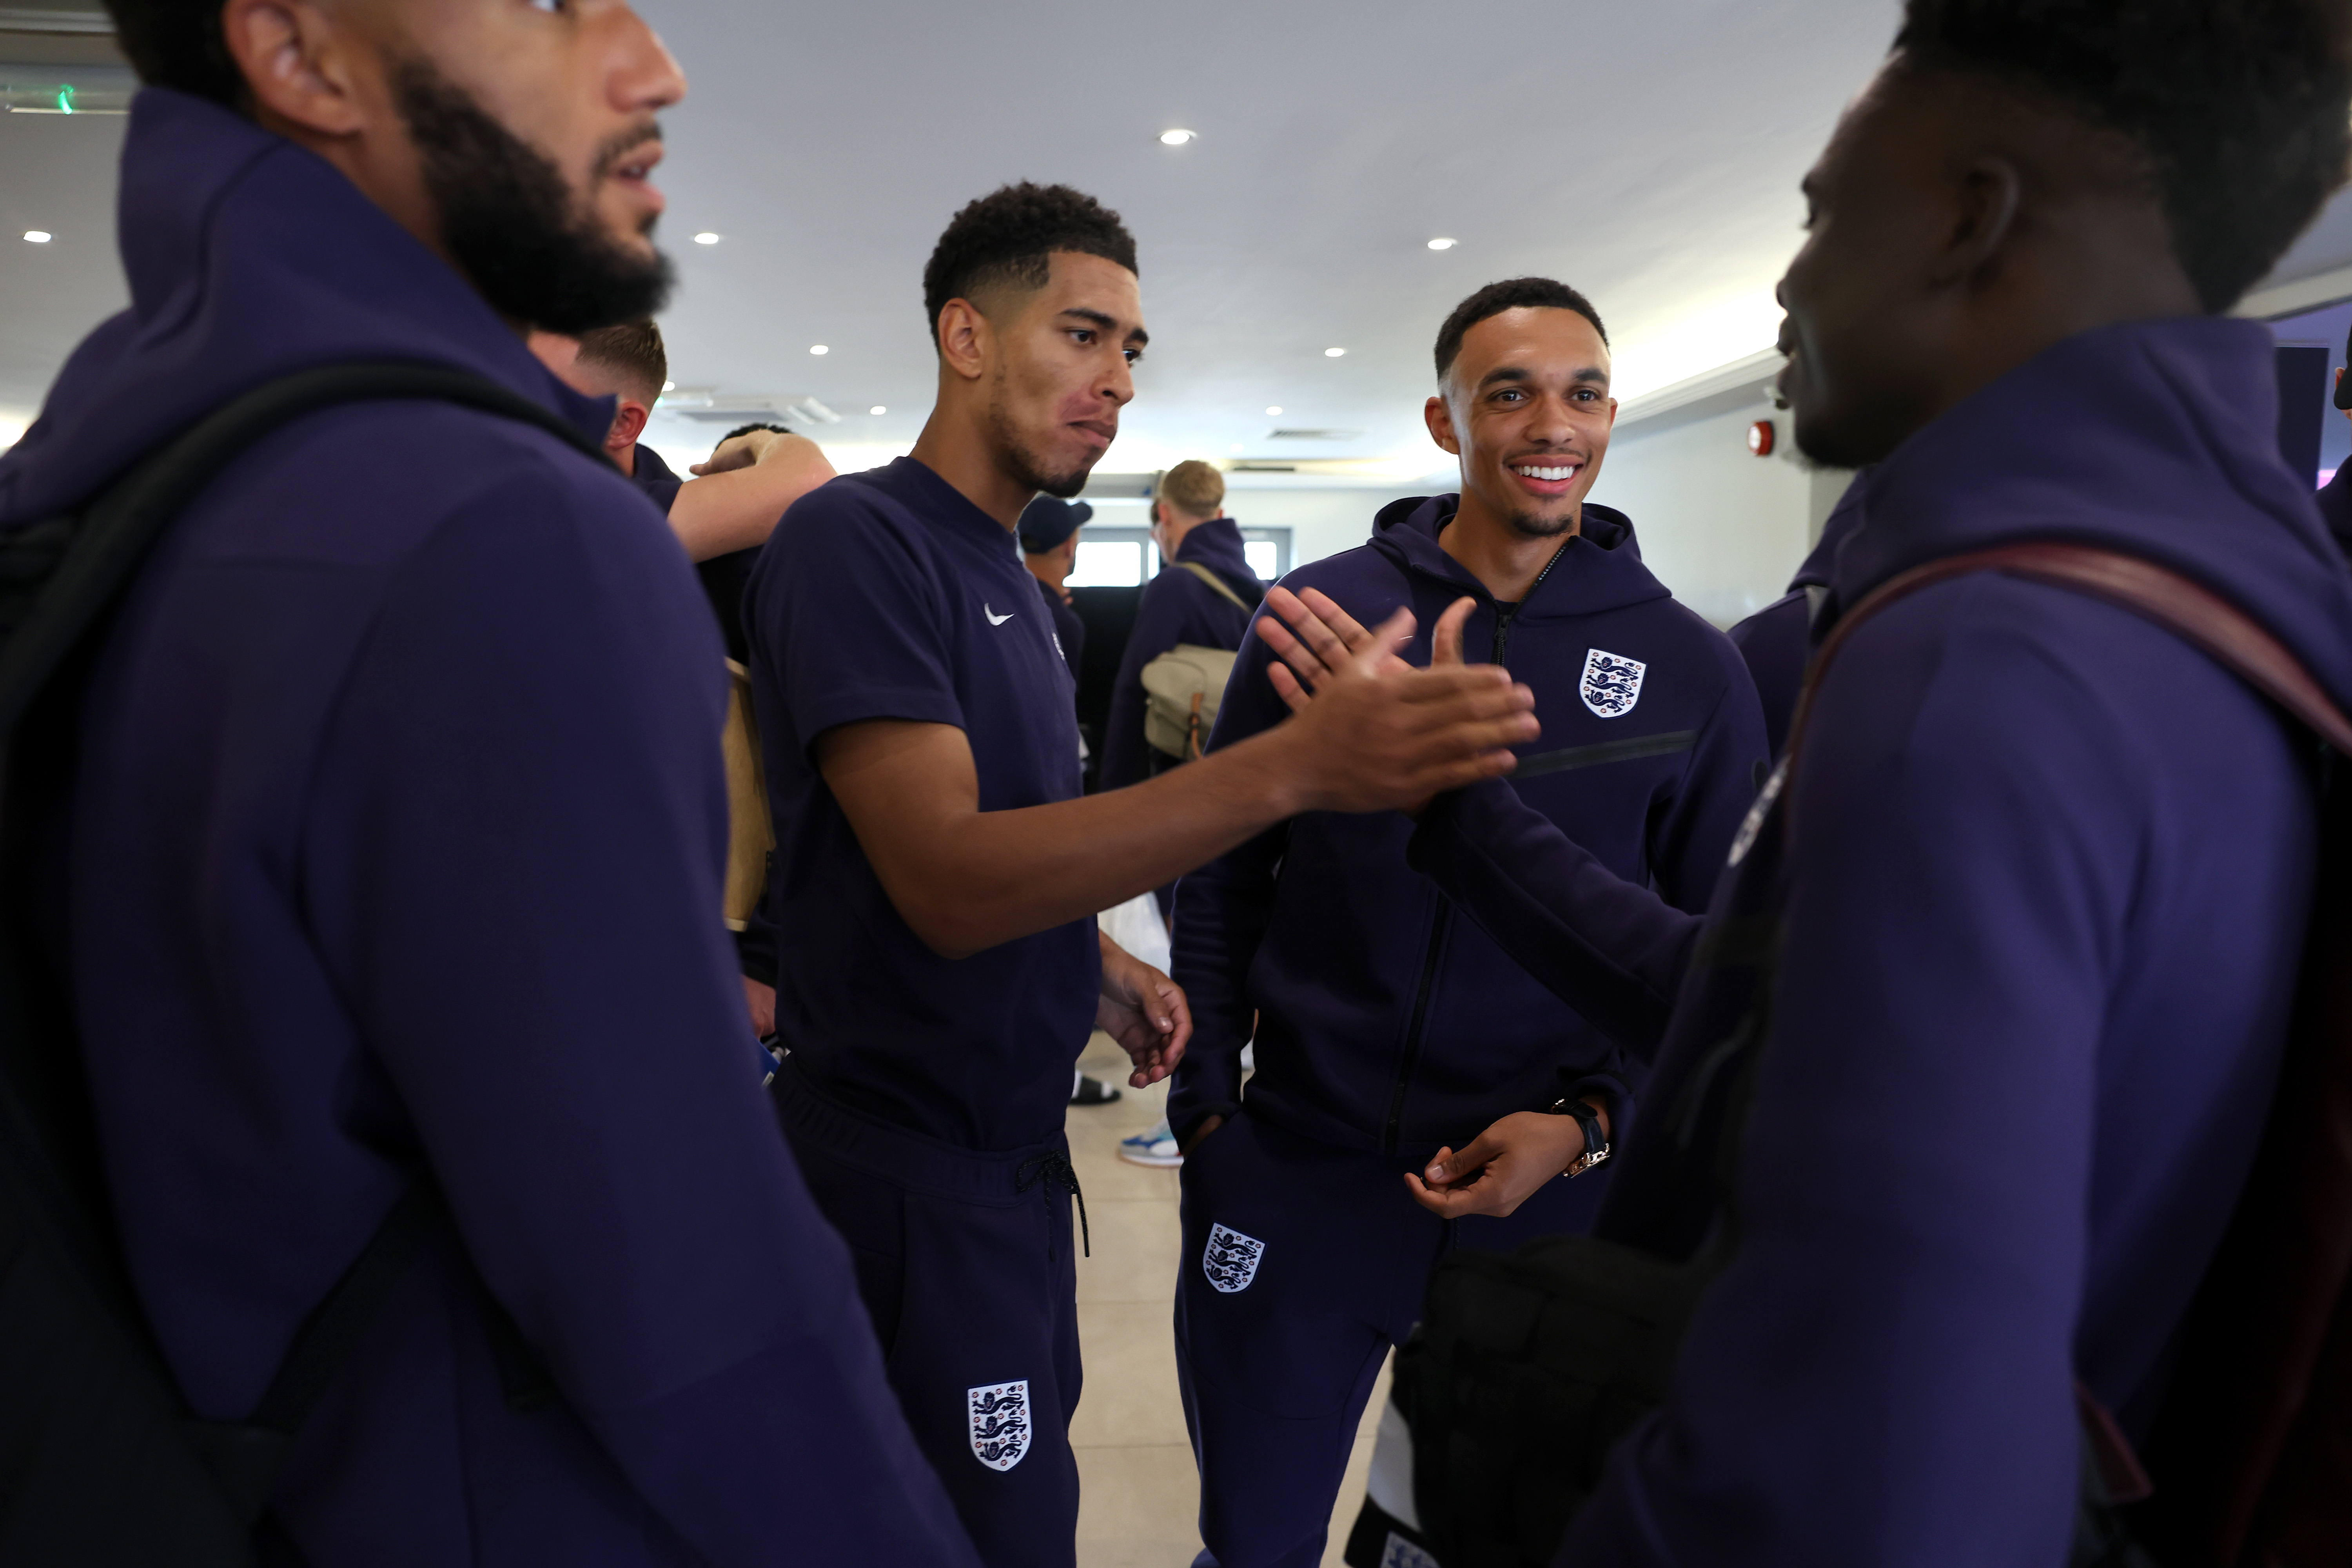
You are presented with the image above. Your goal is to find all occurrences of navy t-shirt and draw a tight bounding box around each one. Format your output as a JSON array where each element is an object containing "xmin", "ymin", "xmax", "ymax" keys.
[{"xmin": 744, "ymin": 457, "xmax": 1100, "ymax": 1150}]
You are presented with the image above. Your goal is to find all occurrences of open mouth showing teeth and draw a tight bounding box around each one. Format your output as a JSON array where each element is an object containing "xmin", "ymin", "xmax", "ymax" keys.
[{"xmin": 1513, "ymin": 464, "xmax": 1580, "ymax": 481}]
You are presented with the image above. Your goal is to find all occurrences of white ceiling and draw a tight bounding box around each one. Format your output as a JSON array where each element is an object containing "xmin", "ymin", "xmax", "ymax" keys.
[{"xmin": 9, "ymin": 0, "xmax": 2352, "ymax": 479}]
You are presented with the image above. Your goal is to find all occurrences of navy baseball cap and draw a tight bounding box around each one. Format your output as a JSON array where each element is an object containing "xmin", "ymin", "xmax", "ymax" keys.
[{"xmin": 1018, "ymin": 496, "xmax": 1092, "ymax": 553}]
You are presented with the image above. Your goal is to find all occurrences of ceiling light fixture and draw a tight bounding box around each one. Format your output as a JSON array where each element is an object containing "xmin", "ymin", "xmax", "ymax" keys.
[
  {"xmin": 1159, "ymin": 128, "xmax": 1195, "ymax": 145},
  {"xmin": 1324, "ymin": 347, "xmax": 1346, "ymax": 358},
  {"xmin": 869, "ymin": 405, "xmax": 887, "ymax": 416},
  {"xmin": 809, "ymin": 345, "xmax": 829, "ymax": 355},
  {"xmin": 23, "ymin": 230, "xmax": 51, "ymax": 243},
  {"xmin": 693, "ymin": 232, "xmax": 721, "ymax": 245},
  {"xmin": 1265, "ymin": 405, "xmax": 1283, "ymax": 416},
  {"xmin": 1427, "ymin": 237, "xmax": 1457, "ymax": 250}
]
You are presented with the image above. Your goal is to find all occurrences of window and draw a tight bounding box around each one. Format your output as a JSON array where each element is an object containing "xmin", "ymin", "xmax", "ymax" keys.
[
  {"xmin": 1240, "ymin": 527, "xmax": 1292, "ymax": 582},
  {"xmin": 1067, "ymin": 528, "xmax": 1158, "ymax": 586}
]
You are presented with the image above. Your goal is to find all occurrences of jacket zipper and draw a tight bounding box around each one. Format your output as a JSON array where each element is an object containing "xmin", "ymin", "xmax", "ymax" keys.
[{"xmin": 1381, "ymin": 537, "xmax": 1573, "ymax": 1152}]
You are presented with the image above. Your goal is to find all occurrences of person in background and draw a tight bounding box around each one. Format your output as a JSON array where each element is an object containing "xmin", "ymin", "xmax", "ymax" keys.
[
  {"xmin": 743, "ymin": 180, "xmax": 1538, "ymax": 1567},
  {"xmin": 1166, "ymin": 279, "xmax": 1766, "ymax": 1567},
  {"xmin": 527, "ymin": 325, "xmax": 834, "ymax": 661},
  {"xmin": 1099, "ymin": 459, "xmax": 1263, "ymax": 800},
  {"xmin": 14, "ymin": 0, "xmax": 985, "ymax": 1561},
  {"xmin": 2318, "ymin": 319, "xmax": 2352, "ymax": 554},
  {"xmin": 1020, "ymin": 494, "xmax": 1090, "ymax": 676},
  {"xmin": 1018, "ymin": 494, "xmax": 1128, "ymax": 1109}
]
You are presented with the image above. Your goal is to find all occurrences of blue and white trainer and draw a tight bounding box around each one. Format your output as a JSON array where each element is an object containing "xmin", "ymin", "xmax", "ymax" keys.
[{"xmin": 1118, "ymin": 1119, "xmax": 1182, "ymax": 1168}]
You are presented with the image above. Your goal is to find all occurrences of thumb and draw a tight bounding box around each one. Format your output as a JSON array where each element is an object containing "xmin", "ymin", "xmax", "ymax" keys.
[
  {"xmin": 1432, "ymin": 596, "xmax": 1476, "ymax": 668},
  {"xmin": 1426, "ymin": 1131, "xmax": 1504, "ymax": 1184}
]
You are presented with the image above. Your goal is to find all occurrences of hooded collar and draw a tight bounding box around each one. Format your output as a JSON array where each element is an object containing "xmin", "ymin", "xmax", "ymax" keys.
[
  {"xmin": 1368, "ymin": 493, "xmax": 1668, "ymax": 619},
  {"xmin": 1174, "ymin": 515, "xmax": 1257, "ymax": 584},
  {"xmin": 0, "ymin": 88, "xmax": 612, "ymax": 527},
  {"xmin": 1825, "ymin": 316, "xmax": 2352, "ymax": 715}
]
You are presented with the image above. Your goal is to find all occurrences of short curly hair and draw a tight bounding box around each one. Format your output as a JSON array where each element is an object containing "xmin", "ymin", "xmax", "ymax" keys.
[
  {"xmin": 1893, "ymin": 0, "xmax": 2352, "ymax": 312},
  {"xmin": 921, "ymin": 182, "xmax": 1138, "ymax": 349},
  {"xmin": 103, "ymin": 0, "xmax": 246, "ymax": 107},
  {"xmin": 1434, "ymin": 278, "xmax": 1609, "ymax": 385}
]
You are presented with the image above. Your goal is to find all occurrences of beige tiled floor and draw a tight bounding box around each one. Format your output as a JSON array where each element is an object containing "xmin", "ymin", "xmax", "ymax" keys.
[{"xmin": 1066, "ymin": 1034, "xmax": 1388, "ymax": 1568}]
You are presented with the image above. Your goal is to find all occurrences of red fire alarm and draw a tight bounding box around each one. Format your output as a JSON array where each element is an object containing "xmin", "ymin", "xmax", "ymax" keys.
[{"xmin": 1748, "ymin": 419, "xmax": 1776, "ymax": 457}]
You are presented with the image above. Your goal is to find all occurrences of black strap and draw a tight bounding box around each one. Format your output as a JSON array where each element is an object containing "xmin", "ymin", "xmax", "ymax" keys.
[{"xmin": 0, "ymin": 360, "xmax": 608, "ymax": 735}]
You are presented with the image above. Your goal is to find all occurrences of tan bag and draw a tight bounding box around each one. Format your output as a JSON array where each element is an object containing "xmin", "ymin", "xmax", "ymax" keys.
[
  {"xmin": 1140, "ymin": 563, "xmax": 1255, "ymax": 761},
  {"xmin": 720, "ymin": 659, "xmax": 773, "ymax": 930}
]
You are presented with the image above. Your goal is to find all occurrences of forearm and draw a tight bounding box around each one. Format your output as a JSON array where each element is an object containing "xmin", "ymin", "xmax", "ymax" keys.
[
  {"xmin": 1166, "ymin": 855, "xmax": 1277, "ymax": 1139},
  {"xmin": 667, "ymin": 449, "xmax": 837, "ymax": 561},
  {"xmin": 850, "ymin": 728, "xmax": 1308, "ymax": 958}
]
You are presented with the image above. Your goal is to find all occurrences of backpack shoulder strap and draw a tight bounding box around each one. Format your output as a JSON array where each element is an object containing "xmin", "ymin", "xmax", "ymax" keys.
[
  {"xmin": 0, "ymin": 360, "xmax": 607, "ymax": 736},
  {"xmin": 1789, "ymin": 540, "xmax": 2352, "ymax": 759},
  {"xmin": 1173, "ymin": 558, "xmax": 1255, "ymax": 613}
]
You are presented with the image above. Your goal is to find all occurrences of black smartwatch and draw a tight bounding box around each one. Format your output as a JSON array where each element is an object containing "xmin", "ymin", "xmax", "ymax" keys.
[{"xmin": 1546, "ymin": 1097, "xmax": 1611, "ymax": 1178}]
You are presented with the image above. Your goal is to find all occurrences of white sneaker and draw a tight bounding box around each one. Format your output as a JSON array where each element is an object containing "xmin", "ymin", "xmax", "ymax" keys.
[{"xmin": 1118, "ymin": 1119, "xmax": 1182, "ymax": 1168}]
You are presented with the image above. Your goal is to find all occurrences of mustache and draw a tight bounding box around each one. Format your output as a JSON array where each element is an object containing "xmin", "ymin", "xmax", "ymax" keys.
[{"xmin": 592, "ymin": 121, "xmax": 663, "ymax": 183}]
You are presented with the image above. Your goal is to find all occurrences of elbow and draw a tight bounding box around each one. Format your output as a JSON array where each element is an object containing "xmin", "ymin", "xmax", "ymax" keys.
[{"xmin": 897, "ymin": 897, "xmax": 988, "ymax": 962}]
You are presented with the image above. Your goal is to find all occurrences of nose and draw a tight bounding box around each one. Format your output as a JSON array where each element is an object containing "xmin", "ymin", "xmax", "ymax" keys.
[
  {"xmin": 1102, "ymin": 354, "xmax": 1135, "ymax": 409},
  {"xmin": 1524, "ymin": 390, "xmax": 1577, "ymax": 446},
  {"xmin": 611, "ymin": 6, "xmax": 688, "ymax": 113}
]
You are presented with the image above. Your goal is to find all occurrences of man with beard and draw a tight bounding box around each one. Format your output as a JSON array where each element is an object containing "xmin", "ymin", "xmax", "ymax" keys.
[
  {"xmin": 744, "ymin": 183, "xmax": 1542, "ymax": 1566},
  {"xmin": 1287, "ymin": 2, "xmax": 2352, "ymax": 1561},
  {"xmin": 0, "ymin": 1, "xmax": 980, "ymax": 1563},
  {"xmin": 1160, "ymin": 278, "xmax": 1766, "ymax": 1568}
]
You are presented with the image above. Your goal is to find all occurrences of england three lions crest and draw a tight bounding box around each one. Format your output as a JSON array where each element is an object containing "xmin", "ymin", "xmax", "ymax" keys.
[
  {"xmin": 1579, "ymin": 648, "xmax": 1647, "ymax": 719},
  {"xmin": 967, "ymin": 1379, "xmax": 1032, "ymax": 1472},
  {"xmin": 1203, "ymin": 1222, "xmax": 1266, "ymax": 1294}
]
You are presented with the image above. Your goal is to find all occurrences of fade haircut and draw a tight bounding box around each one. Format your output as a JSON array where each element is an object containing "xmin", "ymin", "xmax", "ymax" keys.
[
  {"xmin": 1892, "ymin": 0, "xmax": 2352, "ymax": 314},
  {"xmin": 104, "ymin": 0, "xmax": 245, "ymax": 107},
  {"xmin": 1434, "ymin": 278, "xmax": 1609, "ymax": 386},
  {"xmin": 575, "ymin": 320, "xmax": 668, "ymax": 405},
  {"xmin": 921, "ymin": 182, "xmax": 1138, "ymax": 350}
]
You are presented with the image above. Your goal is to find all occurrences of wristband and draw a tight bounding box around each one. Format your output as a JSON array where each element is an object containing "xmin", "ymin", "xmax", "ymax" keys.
[{"xmin": 1546, "ymin": 1096, "xmax": 1611, "ymax": 1178}]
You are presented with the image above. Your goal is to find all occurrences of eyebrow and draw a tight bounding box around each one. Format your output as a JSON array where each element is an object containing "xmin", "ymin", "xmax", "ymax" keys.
[
  {"xmin": 1476, "ymin": 364, "xmax": 1609, "ymax": 391},
  {"xmin": 1062, "ymin": 307, "xmax": 1149, "ymax": 348}
]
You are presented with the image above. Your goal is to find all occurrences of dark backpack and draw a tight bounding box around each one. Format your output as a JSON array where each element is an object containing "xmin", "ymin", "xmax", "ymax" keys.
[
  {"xmin": 1351, "ymin": 543, "xmax": 2352, "ymax": 1568},
  {"xmin": 0, "ymin": 363, "xmax": 608, "ymax": 1564}
]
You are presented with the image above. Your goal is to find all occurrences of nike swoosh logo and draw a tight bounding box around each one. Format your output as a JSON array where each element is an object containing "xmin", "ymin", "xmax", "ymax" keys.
[{"xmin": 984, "ymin": 604, "xmax": 1014, "ymax": 626}]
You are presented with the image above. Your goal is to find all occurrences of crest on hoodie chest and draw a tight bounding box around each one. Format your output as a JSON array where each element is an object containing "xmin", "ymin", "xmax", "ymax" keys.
[{"xmin": 1578, "ymin": 648, "xmax": 1647, "ymax": 718}]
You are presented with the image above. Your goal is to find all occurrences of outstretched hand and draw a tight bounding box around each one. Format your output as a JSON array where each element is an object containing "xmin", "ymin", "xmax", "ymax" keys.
[{"xmin": 1256, "ymin": 587, "xmax": 1484, "ymax": 710}]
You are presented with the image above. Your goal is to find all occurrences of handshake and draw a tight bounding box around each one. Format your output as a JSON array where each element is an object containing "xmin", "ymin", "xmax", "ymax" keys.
[{"xmin": 1247, "ymin": 585, "xmax": 1529, "ymax": 818}]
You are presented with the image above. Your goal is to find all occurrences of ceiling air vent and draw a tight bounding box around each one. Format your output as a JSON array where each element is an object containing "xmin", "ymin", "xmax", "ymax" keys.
[{"xmin": 1266, "ymin": 428, "xmax": 1361, "ymax": 442}]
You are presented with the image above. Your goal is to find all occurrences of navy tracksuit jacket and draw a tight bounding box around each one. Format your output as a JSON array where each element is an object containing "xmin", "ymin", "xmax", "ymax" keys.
[{"xmin": 1165, "ymin": 495, "xmax": 1765, "ymax": 1567}]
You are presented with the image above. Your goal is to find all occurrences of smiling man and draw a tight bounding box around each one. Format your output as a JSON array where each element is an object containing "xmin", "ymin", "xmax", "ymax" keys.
[
  {"xmin": 1162, "ymin": 278, "xmax": 1764, "ymax": 1568},
  {"xmin": 0, "ymin": 0, "xmax": 983, "ymax": 1563},
  {"xmin": 743, "ymin": 187, "xmax": 1543, "ymax": 1566}
]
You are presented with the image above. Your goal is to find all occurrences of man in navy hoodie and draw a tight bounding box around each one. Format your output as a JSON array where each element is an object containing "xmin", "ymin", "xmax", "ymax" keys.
[
  {"xmin": 744, "ymin": 184, "xmax": 1540, "ymax": 1568},
  {"xmin": 1279, "ymin": 3, "xmax": 2352, "ymax": 1561},
  {"xmin": 1165, "ymin": 278, "xmax": 1766, "ymax": 1567},
  {"xmin": 0, "ymin": 2, "xmax": 980, "ymax": 1564}
]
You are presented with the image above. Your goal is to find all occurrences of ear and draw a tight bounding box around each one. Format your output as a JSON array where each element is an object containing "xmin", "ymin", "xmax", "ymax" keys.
[
  {"xmin": 606, "ymin": 399, "xmax": 651, "ymax": 450},
  {"xmin": 1424, "ymin": 394, "xmax": 1462, "ymax": 456},
  {"xmin": 1928, "ymin": 157, "xmax": 2024, "ymax": 290},
  {"xmin": 221, "ymin": 0, "xmax": 368, "ymax": 138},
  {"xmin": 935, "ymin": 299, "xmax": 991, "ymax": 384}
]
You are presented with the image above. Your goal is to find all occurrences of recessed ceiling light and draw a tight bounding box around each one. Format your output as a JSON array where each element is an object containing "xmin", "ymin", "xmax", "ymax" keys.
[
  {"xmin": 869, "ymin": 405, "xmax": 887, "ymax": 416},
  {"xmin": 809, "ymin": 344, "xmax": 829, "ymax": 355},
  {"xmin": 1159, "ymin": 129, "xmax": 1195, "ymax": 145},
  {"xmin": 1324, "ymin": 347, "xmax": 1346, "ymax": 358},
  {"xmin": 661, "ymin": 379, "xmax": 675, "ymax": 392},
  {"xmin": 23, "ymin": 230, "xmax": 51, "ymax": 244},
  {"xmin": 693, "ymin": 231, "xmax": 721, "ymax": 245},
  {"xmin": 1266, "ymin": 405, "xmax": 1283, "ymax": 416},
  {"xmin": 1427, "ymin": 237, "xmax": 1457, "ymax": 250}
]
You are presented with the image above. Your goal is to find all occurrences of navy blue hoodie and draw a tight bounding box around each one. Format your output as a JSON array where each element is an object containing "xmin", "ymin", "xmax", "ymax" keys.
[
  {"xmin": 1728, "ymin": 480, "xmax": 1865, "ymax": 756},
  {"xmin": 1099, "ymin": 515, "xmax": 1262, "ymax": 790},
  {"xmin": 1167, "ymin": 498, "xmax": 1766, "ymax": 1195},
  {"xmin": 0, "ymin": 91, "xmax": 976, "ymax": 1567},
  {"xmin": 1470, "ymin": 318, "xmax": 2352, "ymax": 1565}
]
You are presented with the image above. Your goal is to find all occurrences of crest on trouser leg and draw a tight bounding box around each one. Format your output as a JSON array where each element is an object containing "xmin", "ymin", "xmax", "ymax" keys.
[
  {"xmin": 1578, "ymin": 647, "xmax": 1647, "ymax": 718},
  {"xmin": 1203, "ymin": 1221, "xmax": 1266, "ymax": 1293},
  {"xmin": 968, "ymin": 1380, "xmax": 1031, "ymax": 1472}
]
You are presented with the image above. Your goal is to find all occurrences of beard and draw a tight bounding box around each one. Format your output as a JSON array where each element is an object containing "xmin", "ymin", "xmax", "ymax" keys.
[
  {"xmin": 392, "ymin": 58, "xmax": 673, "ymax": 334},
  {"xmin": 984, "ymin": 380, "xmax": 1097, "ymax": 499},
  {"xmin": 1502, "ymin": 504, "xmax": 1579, "ymax": 540}
]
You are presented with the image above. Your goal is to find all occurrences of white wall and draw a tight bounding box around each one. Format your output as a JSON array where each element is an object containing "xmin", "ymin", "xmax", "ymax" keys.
[
  {"xmin": 1224, "ymin": 487, "xmax": 1393, "ymax": 573},
  {"xmin": 1588, "ymin": 397, "xmax": 1837, "ymax": 626}
]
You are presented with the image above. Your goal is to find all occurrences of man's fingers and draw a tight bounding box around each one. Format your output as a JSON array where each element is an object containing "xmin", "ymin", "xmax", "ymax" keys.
[
  {"xmin": 1431, "ymin": 596, "xmax": 1477, "ymax": 669},
  {"xmin": 1268, "ymin": 585, "xmax": 1363, "ymax": 677},
  {"xmin": 1358, "ymin": 606, "xmax": 1418, "ymax": 668},
  {"xmin": 1426, "ymin": 1131, "xmax": 1506, "ymax": 1185},
  {"xmin": 1254, "ymin": 614, "xmax": 1339, "ymax": 690},
  {"xmin": 1266, "ymin": 662, "xmax": 1314, "ymax": 714},
  {"xmin": 1295, "ymin": 586, "xmax": 1381, "ymax": 653}
]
